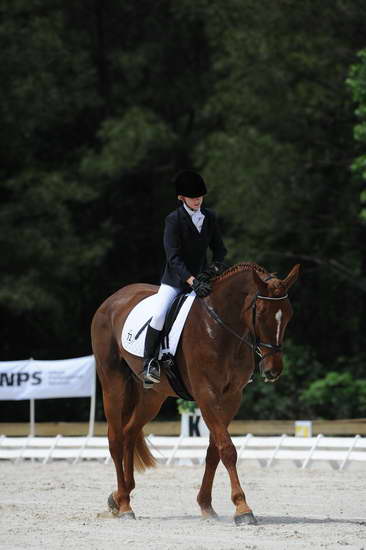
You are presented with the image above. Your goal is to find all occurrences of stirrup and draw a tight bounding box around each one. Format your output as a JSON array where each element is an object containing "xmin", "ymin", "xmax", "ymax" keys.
[{"xmin": 144, "ymin": 358, "xmax": 161, "ymax": 383}]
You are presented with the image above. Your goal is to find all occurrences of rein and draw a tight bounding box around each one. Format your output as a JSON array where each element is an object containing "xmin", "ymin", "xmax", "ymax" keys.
[{"xmin": 200, "ymin": 290, "xmax": 288, "ymax": 379}]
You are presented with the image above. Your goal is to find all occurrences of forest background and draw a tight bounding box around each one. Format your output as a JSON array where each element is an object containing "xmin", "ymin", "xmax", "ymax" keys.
[{"xmin": 1, "ymin": 0, "xmax": 366, "ymax": 423}]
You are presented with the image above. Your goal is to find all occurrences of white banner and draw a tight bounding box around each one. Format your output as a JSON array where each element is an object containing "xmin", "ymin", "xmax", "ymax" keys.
[{"xmin": 0, "ymin": 355, "xmax": 95, "ymax": 400}]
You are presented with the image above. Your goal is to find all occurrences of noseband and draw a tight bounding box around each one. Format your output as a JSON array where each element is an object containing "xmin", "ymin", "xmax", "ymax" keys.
[
  {"xmin": 201, "ymin": 290, "xmax": 288, "ymax": 379},
  {"xmin": 252, "ymin": 292, "xmax": 288, "ymax": 377}
]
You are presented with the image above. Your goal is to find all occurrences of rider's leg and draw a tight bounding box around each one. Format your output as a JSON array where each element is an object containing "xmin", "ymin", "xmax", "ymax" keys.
[
  {"xmin": 144, "ymin": 284, "xmax": 180, "ymax": 383},
  {"xmin": 143, "ymin": 325, "xmax": 162, "ymax": 383}
]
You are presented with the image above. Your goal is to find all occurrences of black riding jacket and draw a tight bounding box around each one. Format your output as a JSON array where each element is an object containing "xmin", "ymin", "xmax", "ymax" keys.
[{"xmin": 161, "ymin": 205, "xmax": 227, "ymax": 290}]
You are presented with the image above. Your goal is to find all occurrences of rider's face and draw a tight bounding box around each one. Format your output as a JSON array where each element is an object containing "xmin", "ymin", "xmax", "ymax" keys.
[{"xmin": 179, "ymin": 196, "xmax": 204, "ymax": 211}]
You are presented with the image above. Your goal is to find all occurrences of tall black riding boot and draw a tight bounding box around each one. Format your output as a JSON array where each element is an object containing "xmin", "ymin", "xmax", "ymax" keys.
[{"xmin": 143, "ymin": 325, "xmax": 162, "ymax": 384}]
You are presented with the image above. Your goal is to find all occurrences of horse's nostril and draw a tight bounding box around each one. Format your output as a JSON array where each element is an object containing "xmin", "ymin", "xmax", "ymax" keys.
[{"xmin": 266, "ymin": 369, "xmax": 280, "ymax": 380}]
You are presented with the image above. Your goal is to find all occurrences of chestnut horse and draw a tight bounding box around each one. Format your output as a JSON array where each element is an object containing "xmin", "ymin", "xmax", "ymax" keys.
[{"xmin": 91, "ymin": 262, "xmax": 299, "ymax": 525}]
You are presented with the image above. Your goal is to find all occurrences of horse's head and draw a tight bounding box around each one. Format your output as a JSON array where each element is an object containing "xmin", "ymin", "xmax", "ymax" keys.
[{"xmin": 249, "ymin": 264, "xmax": 300, "ymax": 383}]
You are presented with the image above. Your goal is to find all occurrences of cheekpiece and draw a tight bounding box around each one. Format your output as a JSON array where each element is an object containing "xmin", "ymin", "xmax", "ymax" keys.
[{"xmin": 174, "ymin": 170, "xmax": 207, "ymax": 197}]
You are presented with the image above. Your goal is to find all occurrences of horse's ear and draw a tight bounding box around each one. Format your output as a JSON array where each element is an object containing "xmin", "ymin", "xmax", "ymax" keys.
[
  {"xmin": 282, "ymin": 264, "xmax": 300, "ymax": 290},
  {"xmin": 252, "ymin": 270, "xmax": 268, "ymax": 295}
]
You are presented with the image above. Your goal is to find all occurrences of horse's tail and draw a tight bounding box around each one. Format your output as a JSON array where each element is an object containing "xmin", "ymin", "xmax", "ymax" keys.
[
  {"xmin": 134, "ymin": 430, "xmax": 156, "ymax": 472},
  {"xmin": 92, "ymin": 303, "xmax": 157, "ymax": 473}
]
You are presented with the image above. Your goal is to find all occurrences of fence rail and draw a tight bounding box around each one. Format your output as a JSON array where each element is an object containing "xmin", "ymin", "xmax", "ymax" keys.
[{"xmin": 1, "ymin": 434, "xmax": 365, "ymax": 470}]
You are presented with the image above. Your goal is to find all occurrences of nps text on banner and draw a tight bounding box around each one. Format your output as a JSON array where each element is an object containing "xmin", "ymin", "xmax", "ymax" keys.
[{"xmin": 0, "ymin": 356, "xmax": 95, "ymax": 400}]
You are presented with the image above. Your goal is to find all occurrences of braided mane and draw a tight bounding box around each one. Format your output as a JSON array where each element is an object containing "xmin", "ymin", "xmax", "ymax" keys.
[{"xmin": 212, "ymin": 262, "xmax": 270, "ymax": 283}]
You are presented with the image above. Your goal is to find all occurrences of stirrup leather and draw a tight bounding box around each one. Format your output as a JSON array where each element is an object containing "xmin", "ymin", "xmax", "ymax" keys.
[{"xmin": 144, "ymin": 358, "xmax": 161, "ymax": 383}]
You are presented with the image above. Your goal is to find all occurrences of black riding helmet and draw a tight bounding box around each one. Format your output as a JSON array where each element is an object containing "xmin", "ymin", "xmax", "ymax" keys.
[{"xmin": 174, "ymin": 170, "xmax": 207, "ymax": 198}]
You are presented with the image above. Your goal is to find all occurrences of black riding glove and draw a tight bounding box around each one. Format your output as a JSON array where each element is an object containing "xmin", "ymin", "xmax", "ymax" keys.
[
  {"xmin": 196, "ymin": 270, "xmax": 211, "ymax": 283},
  {"xmin": 196, "ymin": 262, "xmax": 228, "ymax": 283},
  {"xmin": 191, "ymin": 278, "xmax": 212, "ymax": 298},
  {"xmin": 210, "ymin": 261, "xmax": 228, "ymax": 276}
]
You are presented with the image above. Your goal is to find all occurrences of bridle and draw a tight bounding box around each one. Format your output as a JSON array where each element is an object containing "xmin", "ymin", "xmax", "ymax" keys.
[
  {"xmin": 251, "ymin": 292, "xmax": 288, "ymax": 376},
  {"xmin": 200, "ymin": 286, "xmax": 288, "ymax": 380}
]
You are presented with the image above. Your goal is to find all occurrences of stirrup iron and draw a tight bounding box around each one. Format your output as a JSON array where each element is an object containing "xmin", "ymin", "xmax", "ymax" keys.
[{"xmin": 144, "ymin": 358, "xmax": 161, "ymax": 383}]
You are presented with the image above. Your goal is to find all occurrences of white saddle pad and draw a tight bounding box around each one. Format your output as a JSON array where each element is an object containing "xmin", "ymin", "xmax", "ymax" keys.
[{"xmin": 121, "ymin": 291, "xmax": 196, "ymax": 358}]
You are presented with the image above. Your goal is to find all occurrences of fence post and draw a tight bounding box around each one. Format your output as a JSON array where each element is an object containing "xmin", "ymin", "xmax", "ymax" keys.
[
  {"xmin": 87, "ymin": 358, "xmax": 96, "ymax": 437},
  {"xmin": 167, "ymin": 435, "xmax": 184, "ymax": 465},
  {"xmin": 267, "ymin": 434, "xmax": 287, "ymax": 467},
  {"xmin": 237, "ymin": 433, "xmax": 252, "ymax": 460},
  {"xmin": 302, "ymin": 434, "xmax": 323, "ymax": 469},
  {"xmin": 29, "ymin": 399, "xmax": 35, "ymax": 437},
  {"xmin": 43, "ymin": 434, "xmax": 61, "ymax": 464},
  {"xmin": 339, "ymin": 434, "xmax": 360, "ymax": 471}
]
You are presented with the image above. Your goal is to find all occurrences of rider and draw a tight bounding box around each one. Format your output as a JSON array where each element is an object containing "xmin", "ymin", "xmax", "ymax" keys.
[{"xmin": 143, "ymin": 169, "xmax": 227, "ymax": 385}]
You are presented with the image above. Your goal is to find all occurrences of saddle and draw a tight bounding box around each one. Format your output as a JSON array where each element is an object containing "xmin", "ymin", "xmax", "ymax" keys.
[
  {"xmin": 161, "ymin": 293, "xmax": 188, "ymax": 350},
  {"xmin": 121, "ymin": 291, "xmax": 195, "ymax": 400},
  {"xmin": 159, "ymin": 293, "xmax": 193, "ymax": 401}
]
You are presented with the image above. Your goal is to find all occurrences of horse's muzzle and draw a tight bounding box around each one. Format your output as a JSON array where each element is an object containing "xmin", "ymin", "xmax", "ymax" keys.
[
  {"xmin": 263, "ymin": 369, "xmax": 281, "ymax": 383},
  {"xmin": 260, "ymin": 355, "xmax": 283, "ymax": 383}
]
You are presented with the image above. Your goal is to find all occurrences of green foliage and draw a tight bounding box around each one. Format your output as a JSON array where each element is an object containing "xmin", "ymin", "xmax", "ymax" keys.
[
  {"xmin": 199, "ymin": 1, "xmax": 363, "ymax": 268},
  {"xmin": 81, "ymin": 108, "xmax": 177, "ymax": 180},
  {"xmin": 0, "ymin": 168, "xmax": 112, "ymax": 362},
  {"xmin": 347, "ymin": 48, "xmax": 366, "ymax": 221},
  {"xmin": 239, "ymin": 341, "xmax": 324, "ymax": 419},
  {"xmin": 300, "ymin": 372, "xmax": 366, "ymax": 419},
  {"xmin": 177, "ymin": 399, "xmax": 197, "ymax": 414},
  {"xmin": 1, "ymin": 0, "xmax": 366, "ymax": 422}
]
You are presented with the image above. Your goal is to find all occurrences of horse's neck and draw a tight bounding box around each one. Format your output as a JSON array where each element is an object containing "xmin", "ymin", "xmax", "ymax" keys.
[{"xmin": 211, "ymin": 270, "xmax": 255, "ymax": 330}]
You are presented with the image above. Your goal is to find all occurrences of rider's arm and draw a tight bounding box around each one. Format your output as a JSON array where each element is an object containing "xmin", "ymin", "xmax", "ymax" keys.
[{"xmin": 163, "ymin": 215, "xmax": 193, "ymax": 284}]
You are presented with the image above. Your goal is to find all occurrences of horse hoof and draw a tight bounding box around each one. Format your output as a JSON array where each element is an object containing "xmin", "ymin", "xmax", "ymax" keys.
[
  {"xmin": 108, "ymin": 493, "xmax": 118, "ymax": 512},
  {"xmin": 108, "ymin": 493, "xmax": 136, "ymax": 519},
  {"xmin": 117, "ymin": 511, "xmax": 136, "ymax": 520},
  {"xmin": 201, "ymin": 509, "xmax": 219, "ymax": 520},
  {"xmin": 234, "ymin": 512, "xmax": 258, "ymax": 526}
]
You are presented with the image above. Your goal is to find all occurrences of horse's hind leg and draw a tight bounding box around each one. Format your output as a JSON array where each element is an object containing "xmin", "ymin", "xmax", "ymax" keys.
[
  {"xmin": 95, "ymin": 332, "xmax": 137, "ymax": 518},
  {"xmin": 102, "ymin": 366, "xmax": 136, "ymax": 517},
  {"xmin": 123, "ymin": 390, "xmax": 166, "ymax": 495},
  {"xmin": 197, "ymin": 434, "xmax": 220, "ymax": 518},
  {"xmin": 103, "ymin": 381, "xmax": 139, "ymax": 517}
]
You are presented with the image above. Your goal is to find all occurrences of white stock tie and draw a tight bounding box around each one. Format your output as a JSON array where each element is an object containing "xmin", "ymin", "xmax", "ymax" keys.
[{"xmin": 191, "ymin": 209, "xmax": 204, "ymax": 233}]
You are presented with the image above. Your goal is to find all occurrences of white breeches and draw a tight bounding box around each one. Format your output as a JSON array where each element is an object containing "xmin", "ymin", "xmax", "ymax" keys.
[{"xmin": 150, "ymin": 284, "xmax": 181, "ymax": 331}]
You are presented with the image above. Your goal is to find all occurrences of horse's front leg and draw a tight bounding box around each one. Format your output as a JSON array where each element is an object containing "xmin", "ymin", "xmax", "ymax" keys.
[
  {"xmin": 197, "ymin": 400, "xmax": 238, "ymax": 519},
  {"xmin": 198, "ymin": 392, "xmax": 257, "ymax": 525},
  {"xmin": 197, "ymin": 434, "xmax": 220, "ymax": 518}
]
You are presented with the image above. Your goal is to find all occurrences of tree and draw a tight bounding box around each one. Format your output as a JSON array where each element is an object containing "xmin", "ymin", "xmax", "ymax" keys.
[
  {"xmin": 194, "ymin": 0, "xmax": 366, "ymax": 360},
  {"xmin": 1, "ymin": 0, "xmax": 366, "ymax": 421}
]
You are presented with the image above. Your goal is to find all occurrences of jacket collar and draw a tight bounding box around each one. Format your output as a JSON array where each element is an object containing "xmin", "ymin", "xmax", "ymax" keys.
[
  {"xmin": 183, "ymin": 202, "xmax": 203, "ymax": 218},
  {"xmin": 179, "ymin": 205, "xmax": 208, "ymax": 234}
]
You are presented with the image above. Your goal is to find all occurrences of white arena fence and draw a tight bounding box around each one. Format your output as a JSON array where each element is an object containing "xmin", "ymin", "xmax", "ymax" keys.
[{"xmin": 0, "ymin": 434, "xmax": 365, "ymax": 471}]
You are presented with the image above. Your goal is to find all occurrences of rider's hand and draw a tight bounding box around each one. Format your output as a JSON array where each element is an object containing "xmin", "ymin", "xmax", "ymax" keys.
[
  {"xmin": 196, "ymin": 270, "xmax": 211, "ymax": 283},
  {"xmin": 196, "ymin": 262, "xmax": 228, "ymax": 284},
  {"xmin": 191, "ymin": 278, "xmax": 211, "ymax": 298},
  {"xmin": 211, "ymin": 261, "xmax": 228, "ymax": 275}
]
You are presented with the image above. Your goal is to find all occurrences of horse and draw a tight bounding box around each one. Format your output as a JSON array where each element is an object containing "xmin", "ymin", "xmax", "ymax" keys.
[{"xmin": 91, "ymin": 262, "xmax": 299, "ymax": 525}]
